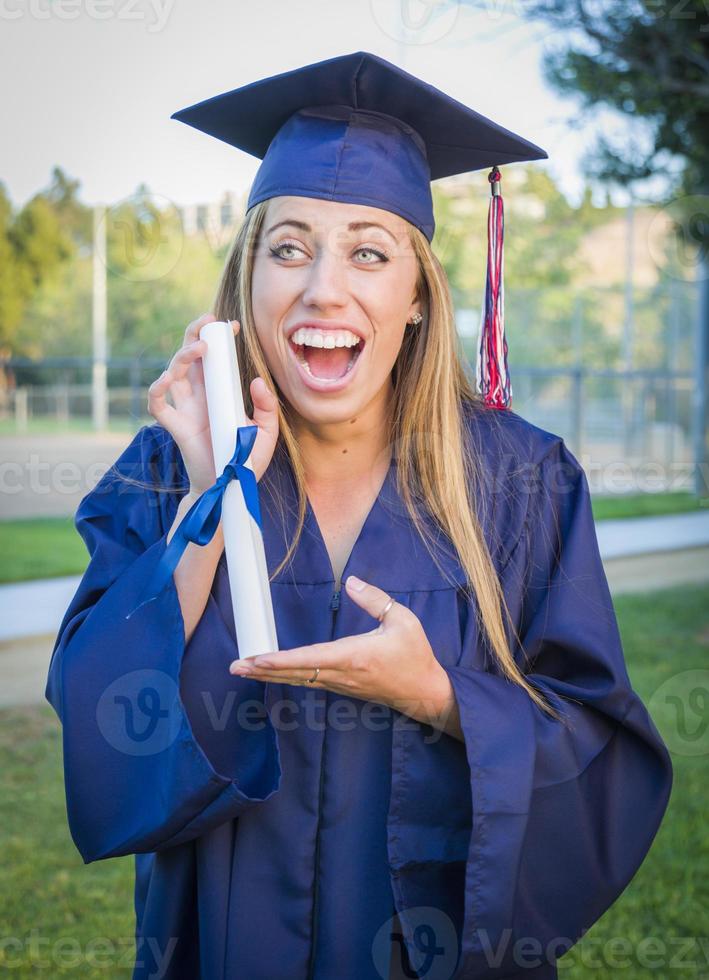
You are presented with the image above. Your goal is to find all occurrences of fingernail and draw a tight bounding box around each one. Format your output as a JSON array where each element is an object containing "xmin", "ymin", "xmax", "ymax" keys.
[{"xmin": 347, "ymin": 575, "xmax": 365, "ymax": 591}]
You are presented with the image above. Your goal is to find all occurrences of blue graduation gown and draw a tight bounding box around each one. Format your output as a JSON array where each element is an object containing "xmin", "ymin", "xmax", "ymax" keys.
[{"xmin": 45, "ymin": 405, "xmax": 673, "ymax": 980}]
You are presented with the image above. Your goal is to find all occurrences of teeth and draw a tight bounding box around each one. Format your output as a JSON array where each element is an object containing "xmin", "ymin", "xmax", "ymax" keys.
[
  {"xmin": 297, "ymin": 344, "xmax": 362, "ymax": 379},
  {"xmin": 291, "ymin": 327, "xmax": 361, "ymax": 349}
]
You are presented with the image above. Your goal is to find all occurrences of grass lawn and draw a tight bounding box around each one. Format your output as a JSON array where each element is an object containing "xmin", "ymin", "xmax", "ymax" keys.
[
  {"xmin": 591, "ymin": 491, "xmax": 709, "ymax": 521},
  {"xmin": 0, "ymin": 517, "xmax": 88, "ymax": 583},
  {"xmin": 0, "ymin": 706, "xmax": 136, "ymax": 977},
  {"xmin": 1, "ymin": 491, "xmax": 708, "ymax": 584},
  {"xmin": 0, "ymin": 418, "xmax": 143, "ymax": 436},
  {"xmin": 0, "ymin": 584, "xmax": 707, "ymax": 977}
]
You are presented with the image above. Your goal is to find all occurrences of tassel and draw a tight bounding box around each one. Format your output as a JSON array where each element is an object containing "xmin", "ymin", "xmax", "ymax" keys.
[{"xmin": 476, "ymin": 165, "xmax": 512, "ymax": 410}]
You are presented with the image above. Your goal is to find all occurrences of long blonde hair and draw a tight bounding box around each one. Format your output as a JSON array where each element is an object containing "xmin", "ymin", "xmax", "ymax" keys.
[{"xmin": 210, "ymin": 201, "xmax": 564, "ymax": 722}]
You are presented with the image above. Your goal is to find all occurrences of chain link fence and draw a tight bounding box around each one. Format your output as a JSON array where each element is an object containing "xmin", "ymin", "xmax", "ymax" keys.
[{"xmin": 1, "ymin": 281, "xmax": 705, "ymax": 496}]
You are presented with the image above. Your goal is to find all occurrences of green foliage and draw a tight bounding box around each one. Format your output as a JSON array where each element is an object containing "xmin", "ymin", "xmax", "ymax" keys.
[
  {"xmin": 15, "ymin": 187, "xmax": 225, "ymax": 364},
  {"xmin": 2, "ymin": 158, "xmax": 682, "ymax": 376},
  {"xmin": 433, "ymin": 165, "xmax": 623, "ymax": 367},
  {"xmin": 523, "ymin": 0, "xmax": 709, "ymax": 197},
  {"xmin": 43, "ymin": 167, "xmax": 93, "ymax": 249},
  {"xmin": 0, "ymin": 168, "xmax": 86, "ymax": 354},
  {"xmin": 0, "ymin": 186, "xmax": 33, "ymax": 349},
  {"xmin": 104, "ymin": 197, "xmax": 222, "ymax": 362},
  {"xmin": 434, "ymin": 167, "xmax": 622, "ymax": 297}
]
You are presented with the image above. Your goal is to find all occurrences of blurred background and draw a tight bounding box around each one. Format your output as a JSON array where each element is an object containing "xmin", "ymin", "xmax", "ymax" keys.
[{"xmin": 0, "ymin": 2, "xmax": 707, "ymax": 978}]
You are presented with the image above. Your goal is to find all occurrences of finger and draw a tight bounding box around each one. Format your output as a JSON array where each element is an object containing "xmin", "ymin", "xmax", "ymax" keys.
[
  {"xmin": 344, "ymin": 576, "xmax": 402, "ymax": 627},
  {"xmin": 235, "ymin": 667, "xmax": 331, "ymax": 686},
  {"xmin": 150, "ymin": 342, "xmax": 205, "ymax": 412},
  {"xmin": 167, "ymin": 340, "xmax": 207, "ymax": 396},
  {"xmin": 169, "ymin": 339, "xmax": 207, "ymax": 370},
  {"xmin": 230, "ymin": 640, "xmax": 349, "ymax": 674},
  {"xmin": 147, "ymin": 371, "xmax": 182, "ymax": 427},
  {"xmin": 250, "ymin": 377, "xmax": 279, "ymax": 438},
  {"xmin": 184, "ymin": 312, "xmax": 216, "ymax": 346}
]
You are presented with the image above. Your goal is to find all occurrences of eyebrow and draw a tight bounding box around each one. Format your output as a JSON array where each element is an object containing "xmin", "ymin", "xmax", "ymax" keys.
[{"xmin": 265, "ymin": 219, "xmax": 400, "ymax": 243}]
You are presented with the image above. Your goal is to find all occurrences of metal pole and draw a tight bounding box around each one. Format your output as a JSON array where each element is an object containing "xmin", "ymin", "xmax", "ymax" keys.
[
  {"xmin": 130, "ymin": 357, "xmax": 142, "ymax": 428},
  {"xmin": 693, "ymin": 253, "xmax": 709, "ymax": 497},
  {"xmin": 572, "ymin": 366, "xmax": 583, "ymax": 460},
  {"xmin": 15, "ymin": 387, "xmax": 28, "ymax": 432},
  {"xmin": 572, "ymin": 295, "xmax": 584, "ymax": 456},
  {"xmin": 572, "ymin": 293, "xmax": 583, "ymax": 367},
  {"xmin": 666, "ymin": 279, "xmax": 679, "ymax": 475},
  {"xmin": 622, "ymin": 196, "xmax": 635, "ymax": 458},
  {"xmin": 92, "ymin": 204, "xmax": 108, "ymax": 430}
]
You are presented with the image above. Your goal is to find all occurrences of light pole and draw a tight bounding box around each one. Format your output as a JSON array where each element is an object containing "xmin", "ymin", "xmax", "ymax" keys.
[{"xmin": 92, "ymin": 203, "xmax": 108, "ymax": 431}]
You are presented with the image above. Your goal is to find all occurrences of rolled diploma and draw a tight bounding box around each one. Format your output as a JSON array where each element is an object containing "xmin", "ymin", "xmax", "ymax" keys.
[{"xmin": 199, "ymin": 320, "xmax": 278, "ymax": 660}]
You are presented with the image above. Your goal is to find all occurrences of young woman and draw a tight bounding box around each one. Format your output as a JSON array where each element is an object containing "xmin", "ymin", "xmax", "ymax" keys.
[{"xmin": 46, "ymin": 52, "xmax": 673, "ymax": 980}]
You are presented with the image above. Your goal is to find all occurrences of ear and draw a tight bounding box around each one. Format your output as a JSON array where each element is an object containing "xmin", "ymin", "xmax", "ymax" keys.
[{"xmin": 407, "ymin": 297, "xmax": 422, "ymax": 323}]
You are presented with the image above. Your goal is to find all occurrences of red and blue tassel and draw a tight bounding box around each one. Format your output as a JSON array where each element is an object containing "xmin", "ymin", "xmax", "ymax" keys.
[{"xmin": 476, "ymin": 165, "xmax": 512, "ymax": 410}]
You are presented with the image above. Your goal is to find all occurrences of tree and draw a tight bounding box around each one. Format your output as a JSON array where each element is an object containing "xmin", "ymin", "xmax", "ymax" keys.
[
  {"xmin": 432, "ymin": 165, "xmax": 620, "ymax": 368},
  {"xmin": 522, "ymin": 0, "xmax": 709, "ymax": 196},
  {"xmin": 0, "ymin": 186, "xmax": 33, "ymax": 354},
  {"xmin": 16, "ymin": 187, "xmax": 224, "ymax": 370},
  {"xmin": 43, "ymin": 166, "xmax": 93, "ymax": 250},
  {"xmin": 0, "ymin": 169, "xmax": 87, "ymax": 355},
  {"xmin": 519, "ymin": 0, "xmax": 709, "ymax": 493}
]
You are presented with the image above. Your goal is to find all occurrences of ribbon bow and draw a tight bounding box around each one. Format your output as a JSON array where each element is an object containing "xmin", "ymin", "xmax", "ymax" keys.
[{"xmin": 125, "ymin": 425, "xmax": 261, "ymax": 620}]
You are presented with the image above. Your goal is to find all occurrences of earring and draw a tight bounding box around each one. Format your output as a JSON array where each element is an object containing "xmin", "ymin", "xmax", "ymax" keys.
[{"xmin": 408, "ymin": 312, "xmax": 423, "ymax": 326}]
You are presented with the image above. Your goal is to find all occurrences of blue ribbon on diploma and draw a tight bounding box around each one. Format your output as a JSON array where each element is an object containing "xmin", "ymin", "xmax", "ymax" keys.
[{"xmin": 125, "ymin": 425, "xmax": 262, "ymax": 620}]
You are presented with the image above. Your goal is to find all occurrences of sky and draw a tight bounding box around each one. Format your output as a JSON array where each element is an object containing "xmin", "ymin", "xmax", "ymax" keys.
[{"xmin": 0, "ymin": 0, "xmax": 626, "ymax": 212}]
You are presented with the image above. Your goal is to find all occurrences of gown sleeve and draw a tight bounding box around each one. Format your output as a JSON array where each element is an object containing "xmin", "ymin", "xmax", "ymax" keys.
[
  {"xmin": 45, "ymin": 424, "xmax": 282, "ymax": 865},
  {"xmin": 443, "ymin": 437, "xmax": 673, "ymax": 979}
]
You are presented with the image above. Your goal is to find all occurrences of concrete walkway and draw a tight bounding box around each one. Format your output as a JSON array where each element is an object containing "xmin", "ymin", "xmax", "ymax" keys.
[
  {"xmin": 0, "ymin": 577, "xmax": 79, "ymax": 642},
  {"xmin": 594, "ymin": 511, "xmax": 709, "ymax": 559},
  {"xmin": 2, "ymin": 511, "xmax": 708, "ymax": 707}
]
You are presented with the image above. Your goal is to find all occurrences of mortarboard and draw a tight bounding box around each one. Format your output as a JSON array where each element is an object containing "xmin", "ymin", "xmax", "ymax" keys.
[{"xmin": 171, "ymin": 51, "xmax": 548, "ymax": 410}]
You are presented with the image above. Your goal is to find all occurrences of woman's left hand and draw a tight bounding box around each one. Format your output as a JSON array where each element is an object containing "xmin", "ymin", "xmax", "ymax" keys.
[{"xmin": 228, "ymin": 574, "xmax": 451, "ymax": 719}]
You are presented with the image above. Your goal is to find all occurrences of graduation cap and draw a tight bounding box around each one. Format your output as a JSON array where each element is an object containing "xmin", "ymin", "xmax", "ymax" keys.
[{"xmin": 171, "ymin": 51, "xmax": 548, "ymax": 410}]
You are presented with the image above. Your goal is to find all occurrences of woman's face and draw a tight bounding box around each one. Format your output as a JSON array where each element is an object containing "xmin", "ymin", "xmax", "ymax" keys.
[{"xmin": 251, "ymin": 196, "xmax": 421, "ymax": 426}]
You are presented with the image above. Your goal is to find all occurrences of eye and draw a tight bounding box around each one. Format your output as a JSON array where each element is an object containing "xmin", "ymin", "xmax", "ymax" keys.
[
  {"xmin": 355, "ymin": 245, "xmax": 389, "ymax": 264},
  {"xmin": 268, "ymin": 240, "xmax": 390, "ymax": 264},
  {"xmin": 269, "ymin": 240, "xmax": 306, "ymax": 260}
]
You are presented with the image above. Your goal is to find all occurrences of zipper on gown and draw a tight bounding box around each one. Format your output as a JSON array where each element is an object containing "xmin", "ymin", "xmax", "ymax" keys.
[{"xmin": 306, "ymin": 586, "xmax": 340, "ymax": 979}]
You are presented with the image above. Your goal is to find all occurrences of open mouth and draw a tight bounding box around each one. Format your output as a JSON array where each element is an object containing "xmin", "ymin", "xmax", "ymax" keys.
[{"xmin": 288, "ymin": 336, "xmax": 365, "ymax": 381}]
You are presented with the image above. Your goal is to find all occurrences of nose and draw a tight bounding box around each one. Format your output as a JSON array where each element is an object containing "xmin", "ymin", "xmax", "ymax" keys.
[{"xmin": 300, "ymin": 246, "xmax": 349, "ymax": 312}]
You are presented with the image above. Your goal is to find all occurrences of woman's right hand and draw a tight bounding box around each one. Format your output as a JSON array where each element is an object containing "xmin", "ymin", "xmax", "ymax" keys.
[{"xmin": 147, "ymin": 312, "xmax": 280, "ymax": 494}]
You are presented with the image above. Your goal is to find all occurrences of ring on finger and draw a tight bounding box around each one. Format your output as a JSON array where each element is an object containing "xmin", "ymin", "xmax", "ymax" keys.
[{"xmin": 378, "ymin": 597, "xmax": 395, "ymax": 622}]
